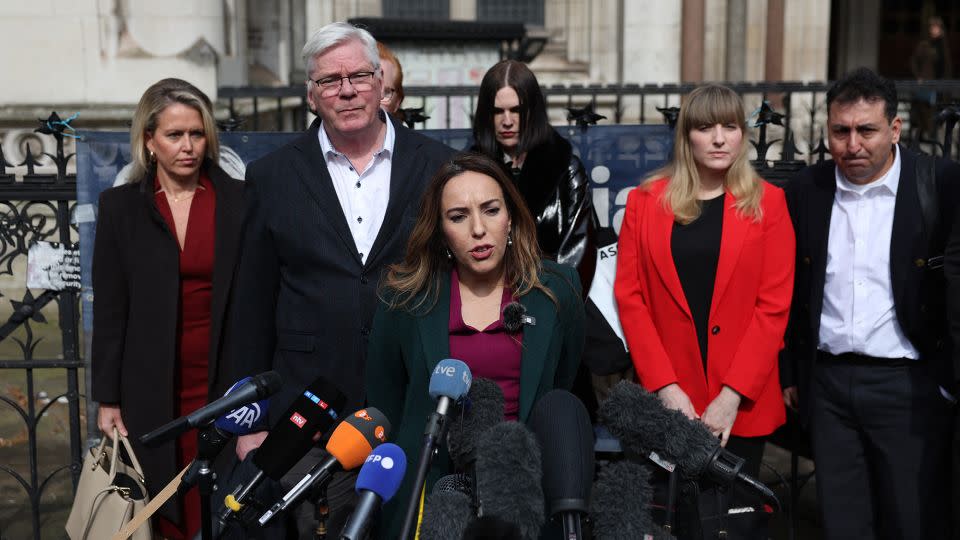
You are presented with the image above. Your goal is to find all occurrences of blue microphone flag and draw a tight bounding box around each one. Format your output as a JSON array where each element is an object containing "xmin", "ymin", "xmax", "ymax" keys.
[
  {"xmin": 428, "ymin": 359, "xmax": 472, "ymax": 402},
  {"xmin": 214, "ymin": 376, "xmax": 269, "ymax": 434},
  {"xmin": 355, "ymin": 442, "xmax": 407, "ymax": 503}
]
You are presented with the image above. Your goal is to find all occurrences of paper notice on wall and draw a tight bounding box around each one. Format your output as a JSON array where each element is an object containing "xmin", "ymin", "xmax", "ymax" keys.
[{"xmin": 27, "ymin": 241, "xmax": 81, "ymax": 291}]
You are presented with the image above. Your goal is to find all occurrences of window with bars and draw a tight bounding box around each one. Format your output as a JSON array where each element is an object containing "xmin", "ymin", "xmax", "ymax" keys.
[
  {"xmin": 477, "ymin": 0, "xmax": 544, "ymax": 26},
  {"xmin": 382, "ymin": 0, "xmax": 450, "ymax": 20}
]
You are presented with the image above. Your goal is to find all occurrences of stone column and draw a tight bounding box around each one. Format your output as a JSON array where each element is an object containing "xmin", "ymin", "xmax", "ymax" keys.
[
  {"xmin": 450, "ymin": 0, "xmax": 476, "ymax": 20},
  {"xmin": 681, "ymin": 0, "xmax": 705, "ymax": 82},
  {"xmin": 725, "ymin": 0, "xmax": 747, "ymax": 81}
]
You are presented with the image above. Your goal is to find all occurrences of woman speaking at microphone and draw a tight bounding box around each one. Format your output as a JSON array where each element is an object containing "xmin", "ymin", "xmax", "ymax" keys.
[
  {"xmin": 365, "ymin": 152, "xmax": 585, "ymax": 537},
  {"xmin": 614, "ymin": 84, "xmax": 794, "ymax": 537},
  {"xmin": 91, "ymin": 78, "xmax": 245, "ymax": 539}
]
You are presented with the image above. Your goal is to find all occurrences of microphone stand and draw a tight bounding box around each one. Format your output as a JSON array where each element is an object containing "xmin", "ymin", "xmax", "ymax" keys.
[
  {"xmin": 177, "ymin": 423, "xmax": 230, "ymax": 540},
  {"xmin": 398, "ymin": 409, "xmax": 450, "ymax": 539},
  {"xmin": 311, "ymin": 484, "xmax": 329, "ymax": 540}
]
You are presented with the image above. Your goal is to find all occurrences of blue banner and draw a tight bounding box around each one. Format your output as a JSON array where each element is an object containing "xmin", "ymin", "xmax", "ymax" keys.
[{"xmin": 75, "ymin": 125, "xmax": 673, "ymax": 333}]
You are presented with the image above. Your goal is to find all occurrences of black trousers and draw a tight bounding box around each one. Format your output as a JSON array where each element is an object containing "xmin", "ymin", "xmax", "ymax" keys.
[{"xmin": 810, "ymin": 352, "xmax": 954, "ymax": 540}]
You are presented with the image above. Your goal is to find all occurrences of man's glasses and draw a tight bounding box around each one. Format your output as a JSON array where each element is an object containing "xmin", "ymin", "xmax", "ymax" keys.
[{"xmin": 312, "ymin": 71, "xmax": 377, "ymax": 97}]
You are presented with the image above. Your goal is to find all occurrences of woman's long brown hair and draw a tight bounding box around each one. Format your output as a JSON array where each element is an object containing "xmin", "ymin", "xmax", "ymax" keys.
[{"xmin": 381, "ymin": 152, "xmax": 555, "ymax": 311}]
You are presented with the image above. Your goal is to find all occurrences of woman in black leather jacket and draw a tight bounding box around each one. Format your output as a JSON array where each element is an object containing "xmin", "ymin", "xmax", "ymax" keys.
[{"xmin": 472, "ymin": 60, "xmax": 597, "ymax": 292}]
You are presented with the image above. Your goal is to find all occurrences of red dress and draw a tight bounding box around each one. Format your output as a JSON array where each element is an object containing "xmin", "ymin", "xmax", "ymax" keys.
[{"xmin": 154, "ymin": 176, "xmax": 216, "ymax": 539}]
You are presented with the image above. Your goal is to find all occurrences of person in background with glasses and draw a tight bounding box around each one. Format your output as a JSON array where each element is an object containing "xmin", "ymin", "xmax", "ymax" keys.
[
  {"xmin": 377, "ymin": 41, "xmax": 404, "ymax": 121},
  {"xmin": 223, "ymin": 21, "xmax": 454, "ymax": 539}
]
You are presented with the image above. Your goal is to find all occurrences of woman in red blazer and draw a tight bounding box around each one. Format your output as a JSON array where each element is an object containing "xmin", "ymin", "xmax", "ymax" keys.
[{"xmin": 614, "ymin": 85, "xmax": 794, "ymax": 511}]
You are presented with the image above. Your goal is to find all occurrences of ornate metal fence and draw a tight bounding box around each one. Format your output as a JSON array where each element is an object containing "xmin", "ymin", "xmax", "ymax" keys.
[
  {"xmin": 0, "ymin": 113, "xmax": 82, "ymax": 540},
  {"xmin": 220, "ymin": 80, "xmax": 960, "ymax": 159}
]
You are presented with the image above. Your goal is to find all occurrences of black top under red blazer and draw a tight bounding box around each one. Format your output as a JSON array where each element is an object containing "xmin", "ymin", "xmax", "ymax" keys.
[
  {"xmin": 615, "ymin": 178, "xmax": 795, "ymax": 437},
  {"xmin": 90, "ymin": 161, "xmax": 245, "ymax": 522}
]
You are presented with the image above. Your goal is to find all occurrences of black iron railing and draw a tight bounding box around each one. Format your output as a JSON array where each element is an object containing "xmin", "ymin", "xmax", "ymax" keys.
[
  {"xmin": 0, "ymin": 113, "xmax": 82, "ymax": 540},
  {"xmin": 219, "ymin": 80, "xmax": 960, "ymax": 159}
]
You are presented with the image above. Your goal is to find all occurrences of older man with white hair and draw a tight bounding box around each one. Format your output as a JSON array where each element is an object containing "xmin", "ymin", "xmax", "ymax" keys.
[{"xmin": 225, "ymin": 22, "xmax": 454, "ymax": 538}]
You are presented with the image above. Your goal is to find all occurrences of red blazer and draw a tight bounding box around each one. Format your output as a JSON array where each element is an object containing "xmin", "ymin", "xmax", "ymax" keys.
[{"xmin": 614, "ymin": 178, "xmax": 795, "ymax": 436}]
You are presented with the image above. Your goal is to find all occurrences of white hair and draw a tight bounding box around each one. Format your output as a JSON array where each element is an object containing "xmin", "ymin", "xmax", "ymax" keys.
[{"xmin": 301, "ymin": 22, "xmax": 380, "ymax": 78}]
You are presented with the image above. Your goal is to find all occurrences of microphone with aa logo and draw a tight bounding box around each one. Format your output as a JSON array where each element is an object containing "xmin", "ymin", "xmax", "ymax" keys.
[
  {"xmin": 339, "ymin": 443, "xmax": 407, "ymax": 540},
  {"xmin": 398, "ymin": 359, "xmax": 472, "ymax": 539},
  {"xmin": 177, "ymin": 376, "xmax": 272, "ymax": 497}
]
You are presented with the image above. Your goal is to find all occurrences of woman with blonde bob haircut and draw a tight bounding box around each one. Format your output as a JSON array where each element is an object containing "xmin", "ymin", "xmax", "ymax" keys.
[
  {"xmin": 366, "ymin": 152, "xmax": 585, "ymax": 537},
  {"xmin": 92, "ymin": 78, "xmax": 244, "ymax": 539},
  {"xmin": 615, "ymin": 84, "xmax": 795, "ymax": 536}
]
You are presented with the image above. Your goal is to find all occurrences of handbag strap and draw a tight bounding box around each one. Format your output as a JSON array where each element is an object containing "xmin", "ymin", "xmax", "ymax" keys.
[
  {"xmin": 114, "ymin": 429, "xmax": 147, "ymax": 483},
  {"xmin": 109, "ymin": 464, "xmax": 188, "ymax": 540}
]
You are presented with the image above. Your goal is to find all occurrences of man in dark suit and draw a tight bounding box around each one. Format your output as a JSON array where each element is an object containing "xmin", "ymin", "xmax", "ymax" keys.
[
  {"xmin": 225, "ymin": 21, "xmax": 454, "ymax": 537},
  {"xmin": 781, "ymin": 67, "xmax": 960, "ymax": 539}
]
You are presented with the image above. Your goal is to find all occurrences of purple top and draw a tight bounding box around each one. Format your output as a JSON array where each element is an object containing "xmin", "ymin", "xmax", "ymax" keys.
[{"xmin": 448, "ymin": 268, "xmax": 523, "ymax": 420}]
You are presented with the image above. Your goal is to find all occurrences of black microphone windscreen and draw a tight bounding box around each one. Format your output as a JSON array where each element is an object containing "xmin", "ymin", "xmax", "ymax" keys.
[
  {"xmin": 463, "ymin": 515, "xmax": 522, "ymax": 540},
  {"xmin": 418, "ymin": 490, "xmax": 474, "ymax": 540},
  {"xmin": 591, "ymin": 460, "xmax": 656, "ymax": 539},
  {"xmin": 475, "ymin": 421, "xmax": 544, "ymax": 540},
  {"xmin": 432, "ymin": 473, "xmax": 471, "ymax": 496},
  {"xmin": 448, "ymin": 378, "xmax": 504, "ymax": 470},
  {"xmin": 598, "ymin": 381, "xmax": 717, "ymax": 475},
  {"xmin": 502, "ymin": 302, "xmax": 526, "ymax": 333},
  {"xmin": 526, "ymin": 389, "xmax": 593, "ymax": 515},
  {"xmin": 253, "ymin": 376, "xmax": 347, "ymax": 479},
  {"xmin": 252, "ymin": 371, "xmax": 283, "ymax": 397}
]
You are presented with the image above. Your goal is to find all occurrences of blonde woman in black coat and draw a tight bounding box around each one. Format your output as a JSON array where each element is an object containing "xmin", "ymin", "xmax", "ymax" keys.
[{"xmin": 91, "ymin": 78, "xmax": 245, "ymax": 539}]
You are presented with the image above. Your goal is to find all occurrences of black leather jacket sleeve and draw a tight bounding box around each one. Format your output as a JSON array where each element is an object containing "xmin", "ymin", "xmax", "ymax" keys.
[{"xmin": 557, "ymin": 154, "xmax": 597, "ymax": 295}]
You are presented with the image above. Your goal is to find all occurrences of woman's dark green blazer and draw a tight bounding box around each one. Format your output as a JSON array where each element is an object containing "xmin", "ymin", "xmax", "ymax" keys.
[{"xmin": 365, "ymin": 260, "xmax": 585, "ymax": 538}]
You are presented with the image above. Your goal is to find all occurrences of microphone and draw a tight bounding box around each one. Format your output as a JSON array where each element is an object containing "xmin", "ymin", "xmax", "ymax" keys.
[
  {"xmin": 598, "ymin": 381, "xmax": 780, "ymax": 510},
  {"xmin": 591, "ymin": 460, "xmax": 669, "ymax": 540},
  {"xmin": 526, "ymin": 390, "xmax": 593, "ymax": 540},
  {"xmin": 218, "ymin": 376, "xmax": 346, "ymax": 524},
  {"xmin": 398, "ymin": 359, "xmax": 472, "ymax": 539},
  {"xmin": 339, "ymin": 443, "xmax": 407, "ymax": 540},
  {"xmin": 475, "ymin": 421, "xmax": 545, "ymax": 540},
  {"xmin": 258, "ymin": 407, "xmax": 391, "ymax": 525},
  {"xmin": 419, "ymin": 487, "xmax": 475, "ymax": 540},
  {"xmin": 502, "ymin": 302, "xmax": 536, "ymax": 332},
  {"xmin": 141, "ymin": 371, "xmax": 282, "ymax": 447},
  {"xmin": 447, "ymin": 377, "xmax": 504, "ymax": 515},
  {"xmin": 178, "ymin": 377, "xmax": 271, "ymax": 495}
]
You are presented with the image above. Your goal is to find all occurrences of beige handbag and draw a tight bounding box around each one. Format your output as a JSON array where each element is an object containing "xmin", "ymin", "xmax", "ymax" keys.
[{"xmin": 65, "ymin": 428, "xmax": 153, "ymax": 540}]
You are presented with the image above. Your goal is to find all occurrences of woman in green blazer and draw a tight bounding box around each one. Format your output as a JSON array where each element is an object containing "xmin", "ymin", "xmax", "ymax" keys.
[{"xmin": 365, "ymin": 152, "xmax": 585, "ymax": 537}]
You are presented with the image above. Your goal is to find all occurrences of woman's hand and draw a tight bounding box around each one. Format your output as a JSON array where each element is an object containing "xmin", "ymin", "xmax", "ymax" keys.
[
  {"xmin": 97, "ymin": 404, "xmax": 128, "ymax": 437},
  {"xmin": 656, "ymin": 383, "xmax": 699, "ymax": 420},
  {"xmin": 701, "ymin": 386, "xmax": 742, "ymax": 447}
]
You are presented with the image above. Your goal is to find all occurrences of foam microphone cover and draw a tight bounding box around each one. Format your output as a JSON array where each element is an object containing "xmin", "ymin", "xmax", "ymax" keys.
[
  {"xmin": 591, "ymin": 460, "xmax": 658, "ymax": 539},
  {"xmin": 429, "ymin": 358, "xmax": 473, "ymax": 401},
  {"xmin": 526, "ymin": 389, "xmax": 594, "ymax": 516},
  {"xmin": 355, "ymin": 443, "xmax": 407, "ymax": 502},
  {"xmin": 598, "ymin": 381, "xmax": 717, "ymax": 476},
  {"xmin": 475, "ymin": 421, "xmax": 545, "ymax": 540},
  {"xmin": 254, "ymin": 376, "xmax": 347, "ymax": 479},
  {"xmin": 419, "ymin": 480, "xmax": 475, "ymax": 540},
  {"xmin": 448, "ymin": 378, "xmax": 505, "ymax": 470},
  {"xmin": 326, "ymin": 407, "xmax": 392, "ymax": 470}
]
